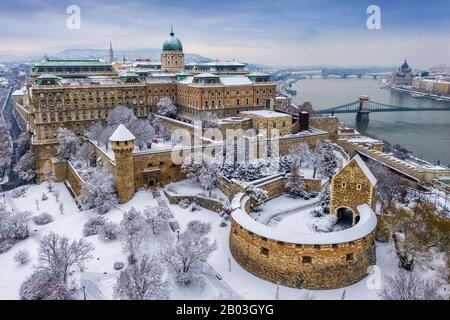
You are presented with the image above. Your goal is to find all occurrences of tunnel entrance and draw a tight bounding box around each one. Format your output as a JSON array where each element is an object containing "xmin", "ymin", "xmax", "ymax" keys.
[{"xmin": 336, "ymin": 207, "xmax": 354, "ymax": 228}]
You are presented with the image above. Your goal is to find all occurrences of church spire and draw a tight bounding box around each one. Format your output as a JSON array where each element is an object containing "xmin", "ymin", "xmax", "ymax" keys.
[
  {"xmin": 170, "ymin": 25, "xmax": 174, "ymax": 36},
  {"xmin": 109, "ymin": 40, "xmax": 114, "ymax": 63}
]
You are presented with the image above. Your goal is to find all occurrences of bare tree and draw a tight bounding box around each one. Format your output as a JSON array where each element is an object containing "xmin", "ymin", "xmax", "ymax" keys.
[
  {"xmin": 113, "ymin": 254, "xmax": 169, "ymax": 300},
  {"xmin": 37, "ymin": 232, "xmax": 94, "ymax": 282},
  {"xmin": 159, "ymin": 227, "xmax": 217, "ymax": 288},
  {"xmin": 369, "ymin": 162, "xmax": 406, "ymax": 212},
  {"xmin": 379, "ymin": 271, "xmax": 442, "ymax": 300},
  {"xmin": 119, "ymin": 207, "xmax": 149, "ymax": 264}
]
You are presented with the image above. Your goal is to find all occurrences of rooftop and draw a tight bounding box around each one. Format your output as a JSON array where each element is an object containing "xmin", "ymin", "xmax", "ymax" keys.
[
  {"xmin": 109, "ymin": 124, "xmax": 135, "ymax": 142},
  {"xmin": 34, "ymin": 59, "xmax": 111, "ymax": 67},
  {"xmin": 241, "ymin": 110, "xmax": 290, "ymax": 118}
]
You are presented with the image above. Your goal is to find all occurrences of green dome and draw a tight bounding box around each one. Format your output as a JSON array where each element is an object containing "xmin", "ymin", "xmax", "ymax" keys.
[{"xmin": 162, "ymin": 26, "xmax": 183, "ymax": 52}]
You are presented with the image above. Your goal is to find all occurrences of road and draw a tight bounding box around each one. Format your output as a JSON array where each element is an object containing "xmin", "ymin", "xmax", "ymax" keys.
[
  {"xmin": 1, "ymin": 85, "xmax": 25, "ymax": 190},
  {"xmin": 204, "ymin": 262, "xmax": 241, "ymax": 299}
]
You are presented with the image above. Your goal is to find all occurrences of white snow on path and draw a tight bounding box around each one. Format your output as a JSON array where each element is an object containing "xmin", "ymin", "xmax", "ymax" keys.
[{"xmin": 0, "ymin": 181, "xmax": 416, "ymax": 300}]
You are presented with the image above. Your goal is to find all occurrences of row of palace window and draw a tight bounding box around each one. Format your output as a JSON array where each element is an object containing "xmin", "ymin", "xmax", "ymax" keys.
[
  {"xmin": 38, "ymin": 88, "xmax": 175, "ymax": 99},
  {"xmin": 37, "ymin": 95, "xmax": 175, "ymax": 112},
  {"xmin": 39, "ymin": 107, "xmax": 146, "ymax": 123},
  {"xmin": 341, "ymin": 182, "xmax": 362, "ymax": 190},
  {"xmin": 258, "ymin": 247, "xmax": 355, "ymax": 263},
  {"xmin": 203, "ymin": 97, "xmax": 264, "ymax": 109}
]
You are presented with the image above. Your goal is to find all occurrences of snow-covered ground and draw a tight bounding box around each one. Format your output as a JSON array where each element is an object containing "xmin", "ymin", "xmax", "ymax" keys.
[
  {"xmin": 0, "ymin": 181, "xmax": 443, "ymax": 300},
  {"xmin": 165, "ymin": 180, "xmax": 227, "ymax": 200}
]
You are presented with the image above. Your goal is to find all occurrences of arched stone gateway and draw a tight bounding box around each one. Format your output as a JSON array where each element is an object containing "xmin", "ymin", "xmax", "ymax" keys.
[
  {"xmin": 336, "ymin": 207, "xmax": 355, "ymax": 227},
  {"xmin": 229, "ymin": 194, "xmax": 378, "ymax": 290}
]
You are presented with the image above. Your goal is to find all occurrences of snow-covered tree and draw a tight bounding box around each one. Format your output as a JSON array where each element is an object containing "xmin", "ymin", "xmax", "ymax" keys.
[
  {"xmin": 187, "ymin": 220, "xmax": 212, "ymax": 236},
  {"xmin": 79, "ymin": 165, "xmax": 118, "ymax": 214},
  {"xmin": 19, "ymin": 270, "xmax": 71, "ymax": 300},
  {"xmin": 151, "ymin": 116, "xmax": 172, "ymax": 141},
  {"xmin": 379, "ymin": 271, "xmax": 442, "ymax": 300},
  {"xmin": 142, "ymin": 205, "xmax": 171, "ymax": 235},
  {"xmin": 56, "ymin": 128, "xmax": 78, "ymax": 160},
  {"xmin": 99, "ymin": 125, "xmax": 115, "ymax": 150},
  {"xmin": 318, "ymin": 139, "xmax": 338, "ymax": 180},
  {"xmin": 246, "ymin": 184, "xmax": 268, "ymax": 207},
  {"xmin": 278, "ymin": 155, "xmax": 292, "ymax": 173},
  {"xmin": 199, "ymin": 165, "xmax": 219, "ymax": 197},
  {"xmin": 156, "ymin": 97, "xmax": 177, "ymax": 117},
  {"xmin": 181, "ymin": 157, "xmax": 203, "ymax": 184},
  {"xmin": 13, "ymin": 150, "xmax": 36, "ymax": 182},
  {"xmin": 312, "ymin": 185, "xmax": 331, "ymax": 216},
  {"xmin": 100, "ymin": 221, "xmax": 119, "ymax": 241},
  {"xmin": 242, "ymin": 162, "xmax": 264, "ymax": 182},
  {"xmin": 119, "ymin": 207, "xmax": 149, "ymax": 264},
  {"xmin": 6, "ymin": 210, "xmax": 31, "ymax": 241},
  {"xmin": 37, "ymin": 232, "xmax": 94, "ymax": 282},
  {"xmin": 0, "ymin": 126, "xmax": 11, "ymax": 176},
  {"xmin": 310, "ymin": 149, "xmax": 321, "ymax": 179},
  {"xmin": 83, "ymin": 215, "xmax": 106, "ymax": 237},
  {"xmin": 113, "ymin": 254, "xmax": 169, "ymax": 300},
  {"xmin": 86, "ymin": 122, "xmax": 104, "ymax": 145},
  {"xmin": 130, "ymin": 119, "xmax": 155, "ymax": 150},
  {"xmin": 196, "ymin": 112, "xmax": 218, "ymax": 128},
  {"xmin": 298, "ymin": 143, "xmax": 311, "ymax": 167},
  {"xmin": 14, "ymin": 249, "xmax": 30, "ymax": 264},
  {"xmin": 285, "ymin": 159, "xmax": 305, "ymax": 197},
  {"xmin": 107, "ymin": 106, "xmax": 137, "ymax": 128},
  {"xmin": 16, "ymin": 130, "xmax": 30, "ymax": 156},
  {"xmin": 76, "ymin": 142, "xmax": 96, "ymax": 167},
  {"xmin": 160, "ymin": 228, "xmax": 217, "ymax": 288}
]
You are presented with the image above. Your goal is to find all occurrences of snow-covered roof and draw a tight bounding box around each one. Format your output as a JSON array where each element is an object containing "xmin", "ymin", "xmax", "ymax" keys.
[
  {"xmin": 347, "ymin": 136, "xmax": 382, "ymax": 144},
  {"xmin": 220, "ymin": 76, "xmax": 252, "ymax": 86},
  {"xmin": 350, "ymin": 154, "xmax": 377, "ymax": 186},
  {"xmin": 231, "ymin": 195, "xmax": 377, "ymax": 244},
  {"xmin": 241, "ymin": 110, "xmax": 290, "ymax": 118},
  {"xmin": 194, "ymin": 73, "xmax": 219, "ymax": 78},
  {"xmin": 109, "ymin": 124, "xmax": 135, "ymax": 142}
]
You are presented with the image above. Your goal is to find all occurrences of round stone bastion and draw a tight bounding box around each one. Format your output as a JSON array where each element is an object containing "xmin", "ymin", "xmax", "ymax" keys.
[{"xmin": 229, "ymin": 194, "xmax": 377, "ymax": 290}]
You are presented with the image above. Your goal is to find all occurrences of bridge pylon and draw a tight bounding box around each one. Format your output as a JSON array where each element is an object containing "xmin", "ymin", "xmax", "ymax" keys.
[{"xmin": 356, "ymin": 95, "xmax": 370, "ymax": 122}]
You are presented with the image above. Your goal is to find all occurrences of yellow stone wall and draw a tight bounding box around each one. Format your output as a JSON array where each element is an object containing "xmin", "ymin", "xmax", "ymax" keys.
[
  {"xmin": 330, "ymin": 159, "xmax": 376, "ymax": 218},
  {"xmin": 112, "ymin": 140, "xmax": 135, "ymax": 203}
]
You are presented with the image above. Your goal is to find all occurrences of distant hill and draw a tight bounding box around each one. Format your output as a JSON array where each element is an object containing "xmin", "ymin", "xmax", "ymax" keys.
[{"xmin": 54, "ymin": 48, "xmax": 212, "ymax": 63}]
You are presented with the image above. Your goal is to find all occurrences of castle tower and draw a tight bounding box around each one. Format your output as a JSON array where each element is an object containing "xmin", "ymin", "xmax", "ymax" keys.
[
  {"xmin": 330, "ymin": 155, "xmax": 377, "ymax": 226},
  {"xmin": 161, "ymin": 25, "xmax": 185, "ymax": 72},
  {"xmin": 110, "ymin": 124, "xmax": 135, "ymax": 203}
]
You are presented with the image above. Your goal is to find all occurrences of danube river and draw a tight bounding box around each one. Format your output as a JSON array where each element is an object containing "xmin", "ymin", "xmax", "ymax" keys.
[{"xmin": 291, "ymin": 78, "xmax": 450, "ymax": 166}]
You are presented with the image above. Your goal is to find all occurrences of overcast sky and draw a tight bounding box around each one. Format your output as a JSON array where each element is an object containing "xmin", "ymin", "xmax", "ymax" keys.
[{"xmin": 0, "ymin": 0, "xmax": 449, "ymax": 67}]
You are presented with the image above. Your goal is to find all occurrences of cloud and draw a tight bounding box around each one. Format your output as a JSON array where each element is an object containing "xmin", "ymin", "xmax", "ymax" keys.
[{"xmin": 0, "ymin": 0, "xmax": 448, "ymax": 66}]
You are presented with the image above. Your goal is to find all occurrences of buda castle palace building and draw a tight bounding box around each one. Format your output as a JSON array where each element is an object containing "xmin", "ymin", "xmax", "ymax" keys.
[{"xmin": 14, "ymin": 28, "xmax": 277, "ymax": 181}]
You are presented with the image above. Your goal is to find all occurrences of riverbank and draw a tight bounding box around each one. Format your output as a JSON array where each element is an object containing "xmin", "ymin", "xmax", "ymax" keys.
[
  {"xmin": 383, "ymin": 81, "xmax": 450, "ymax": 102},
  {"xmin": 292, "ymin": 78, "xmax": 450, "ymax": 166}
]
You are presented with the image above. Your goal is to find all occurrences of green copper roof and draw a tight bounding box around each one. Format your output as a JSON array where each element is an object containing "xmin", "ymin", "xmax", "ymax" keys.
[{"xmin": 162, "ymin": 26, "xmax": 183, "ymax": 52}]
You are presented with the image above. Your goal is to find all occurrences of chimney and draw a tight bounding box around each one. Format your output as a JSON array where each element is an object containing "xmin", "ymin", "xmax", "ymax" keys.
[{"xmin": 299, "ymin": 111, "xmax": 309, "ymax": 131}]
